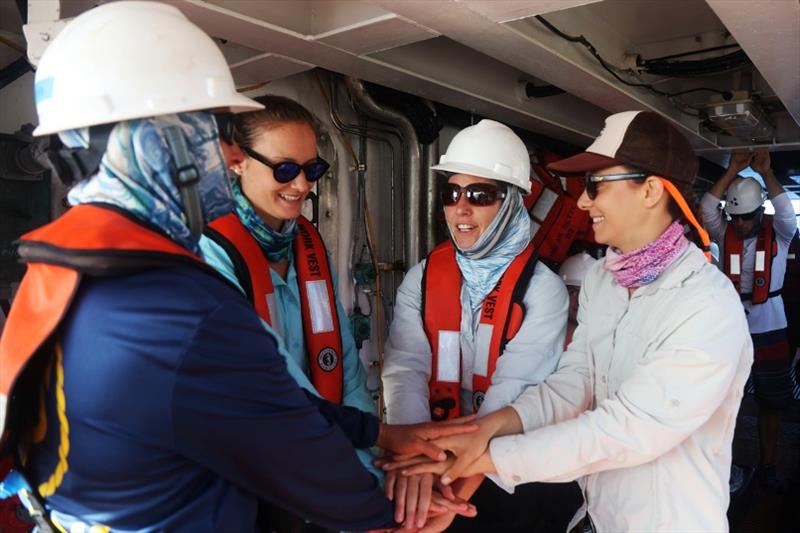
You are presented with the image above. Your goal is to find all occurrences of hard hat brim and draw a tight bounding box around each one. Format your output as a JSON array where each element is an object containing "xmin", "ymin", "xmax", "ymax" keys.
[
  {"xmin": 431, "ymin": 160, "xmax": 531, "ymax": 193},
  {"xmin": 33, "ymin": 93, "xmax": 264, "ymax": 137}
]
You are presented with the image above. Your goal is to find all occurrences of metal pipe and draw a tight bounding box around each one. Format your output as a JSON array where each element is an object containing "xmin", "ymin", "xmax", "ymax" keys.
[
  {"xmin": 422, "ymin": 139, "xmax": 440, "ymax": 255},
  {"xmin": 328, "ymin": 77, "xmax": 400, "ymax": 280},
  {"xmin": 345, "ymin": 77, "xmax": 422, "ymax": 270}
]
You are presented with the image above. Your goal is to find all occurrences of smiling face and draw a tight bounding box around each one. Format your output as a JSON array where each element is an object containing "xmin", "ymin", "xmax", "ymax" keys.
[
  {"xmin": 577, "ymin": 164, "xmax": 653, "ymax": 253},
  {"xmin": 443, "ymin": 174, "xmax": 504, "ymax": 249},
  {"xmin": 239, "ymin": 121, "xmax": 317, "ymax": 230}
]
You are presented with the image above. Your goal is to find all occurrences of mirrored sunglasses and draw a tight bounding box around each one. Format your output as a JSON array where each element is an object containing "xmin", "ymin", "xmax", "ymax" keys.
[
  {"xmin": 242, "ymin": 146, "xmax": 330, "ymax": 183},
  {"xmin": 441, "ymin": 183, "xmax": 507, "ymax": 207}
]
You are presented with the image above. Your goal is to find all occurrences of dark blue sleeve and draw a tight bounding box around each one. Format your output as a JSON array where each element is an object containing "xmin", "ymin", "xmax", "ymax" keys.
[
  {"xmin": 171, "ymin": 299, "xmax": 394, "ymax": 531},
  {"xmin": 302, "ymin": 390, "xmax": 380, "ymax": 449}
]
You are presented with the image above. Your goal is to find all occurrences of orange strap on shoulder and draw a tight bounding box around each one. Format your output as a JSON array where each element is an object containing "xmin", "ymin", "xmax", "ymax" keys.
[
  {"xmin": 423, "ymin": 242, "xmax": 463, "ymax": 421},
  {"xmin": 207, "ymin": 213, "xmax": 274, "ymax": 324},
  {"xmin": 658, "ymin": 178, "xmax": 712, "ymax": 262},
  {"xmin": 471, "ymin": 242, "xmax": 536, "ymax": 412},
  {"xmin": 293, "ymin": 217, "xmax": 343, "ymax": 404}
]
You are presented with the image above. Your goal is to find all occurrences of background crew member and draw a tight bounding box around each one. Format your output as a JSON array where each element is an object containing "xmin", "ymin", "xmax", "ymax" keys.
[{"xmin": 701, "ymin": 149, "xmax": 798, "ymax": 491}]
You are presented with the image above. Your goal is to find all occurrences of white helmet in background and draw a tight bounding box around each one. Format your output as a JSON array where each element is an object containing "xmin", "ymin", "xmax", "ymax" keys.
[
  {"xmin": 724, "ymin": 177, "xmax": 767, "ymax": 215},
  {"xmin": 559, "ymin": 253, "xmax": 597, "ymax": 287},
  {"xmin": 33, "ymin": 1, "xmax": 263, "ymax": 136},
  {"xmin": 431, "ymin": 119, "xmax": 532, "ymax": 193}
]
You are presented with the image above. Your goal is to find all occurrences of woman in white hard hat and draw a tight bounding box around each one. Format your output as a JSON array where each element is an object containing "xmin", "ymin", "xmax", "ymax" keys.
[
  {"xmin": 383, "ymin": 111, "xmax": 753, "ymax": 533},
  {"xmin": 0, "ymin": 3, "xmax": 474, "ymax": 532},
  {"xmin": 558, "ymin": 252, "xmax": 598, "ymax": 348},
  {"xmin": 382, "ymin": 119, "xmax": 581, "ymax": 532}
]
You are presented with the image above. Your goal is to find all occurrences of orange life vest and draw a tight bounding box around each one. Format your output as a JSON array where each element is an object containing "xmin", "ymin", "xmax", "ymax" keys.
[
  {"xmin": 205, "ymin": 214, "xmax": 344, "ymax": 404},
  {"xmin": 0, "ymin": 204, "xmax": 206, "ymax": 445},
  {"xmin": 422, "ymin": 241, "xmax": 537, "ymax": 420},
  {"xmin": 723, "ymin": 215, "xmax": 779, "ymax": 304},
  {"xmin": 525, "ymin": 156, "xmax": 594, "ymax": 264}
]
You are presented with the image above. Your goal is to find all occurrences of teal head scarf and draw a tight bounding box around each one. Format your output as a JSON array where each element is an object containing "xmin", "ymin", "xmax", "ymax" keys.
[{"xmin": 65, "ymin": 112, "xmax": 232, "ymax": 254}]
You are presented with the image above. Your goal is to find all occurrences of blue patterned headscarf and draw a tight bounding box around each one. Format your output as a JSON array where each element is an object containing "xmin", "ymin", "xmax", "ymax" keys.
[
  {"xmin": 65, "ymin": 112, "xmax": 232, "ymax": 254},
  {"xmin": 231, "ymin": 179, "xmax": 298, "ymax": 262},
  {"xmin": 448, "ymin": 186, "xmax": 532, "ymax": 310}
]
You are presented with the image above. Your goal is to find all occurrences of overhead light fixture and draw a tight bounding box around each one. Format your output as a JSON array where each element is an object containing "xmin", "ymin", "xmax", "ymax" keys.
[{"xmin": 705, "ymin": 90, "xmax": 774, "ymax": 141}]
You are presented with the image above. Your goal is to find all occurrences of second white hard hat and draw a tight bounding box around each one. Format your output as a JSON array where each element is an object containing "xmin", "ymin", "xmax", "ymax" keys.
[
  {"xmin": 725, "ymin": 177, "xmax": 767, "ymax": 215},
  {"xmin": 558, "ymin": 253, "xmax": 598, "ymax": 287},
  {"xmin": 431, "ymin": 119, "xmax": 532, "ymax": 193},
  {"xmin": 33, "ymin": 1, "xmax": 263, "ymax": 136}
]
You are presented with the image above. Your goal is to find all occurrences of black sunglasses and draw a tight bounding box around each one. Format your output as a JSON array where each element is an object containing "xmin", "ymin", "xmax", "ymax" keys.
[
  {"xmin": 441, "ymin": 183, "xmax": 507, "ymax": 207},
  {"xmin": 242, "ymin": 146, "xmax": 330, "ymax": 183},
  {"xmin": 583, "ymin": 172, "xmax": 647, "ymax": 200},
  {"xmin": 728, "ymin": 209, "xmax": 760, "ymax": 221},
  {"xmin": 213, "ymin": 113, "xmax": 236, "ymax": 145}
]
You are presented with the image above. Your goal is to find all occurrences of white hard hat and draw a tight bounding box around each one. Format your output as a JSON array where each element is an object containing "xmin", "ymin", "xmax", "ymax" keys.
[
  {"xmin": 724, "ymin": 177, "xmax": 767, "ymax": 215},
  {"xmin": 431, "ymin": 119, "xmax": 532, "ymax": 193},
  {"xmin": 32, "ymin": 1, "xmax": 263, "ymax": 136},
  {"xmin": 558, "ymin": 253, "xmax": 597, "ymax": 287}
]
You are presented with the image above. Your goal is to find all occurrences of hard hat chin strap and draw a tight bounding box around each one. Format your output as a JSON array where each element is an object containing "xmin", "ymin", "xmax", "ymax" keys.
[
  {"xmin": 43, "ymin": 124, "xmax": 114, "ymax": 187},
  {"xmin": 163, "ymin": 126, "xmax": 204, "ymax": 239}
]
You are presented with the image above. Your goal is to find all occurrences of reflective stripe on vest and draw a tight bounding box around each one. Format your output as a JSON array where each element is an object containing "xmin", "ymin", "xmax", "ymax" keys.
[
  {"xmin": 0, "ymin": 204, "xmax": 202, "ymax": 434},
  {"xmin": 724, "ymin": 215, "xmax": 777, "ymax": 305},
  {"xmin": 422, "ymin": 241, "xmax": 537, "ymax": 420},
  {"xmin": 208, "ymin": 215, "xmax": 344, "ymax": 404}
]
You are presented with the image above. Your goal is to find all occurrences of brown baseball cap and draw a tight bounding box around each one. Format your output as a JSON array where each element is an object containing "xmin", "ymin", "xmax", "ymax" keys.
[{"xmin": 548, "ymin": 111, "xmax": 699, "ymax": 186}]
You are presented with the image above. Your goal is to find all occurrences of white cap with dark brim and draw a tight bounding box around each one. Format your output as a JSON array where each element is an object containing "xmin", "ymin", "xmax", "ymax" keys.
[{"xmin": 548, "ymin": 111, "xmax": 698, "ymax": 186}]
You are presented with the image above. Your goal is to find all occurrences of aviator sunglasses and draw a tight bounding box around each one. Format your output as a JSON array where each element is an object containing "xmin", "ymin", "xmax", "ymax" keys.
[
  {"xmin": 584, "ymin": 171, "xmax": 647, "ymax": 200},
  {"xmin": 441, "ymin": 182, "xmax": 507, "ymax": 207},
  {"xmin": 242, "ymin": 146, "xmax": 330, "ymax": 183}
]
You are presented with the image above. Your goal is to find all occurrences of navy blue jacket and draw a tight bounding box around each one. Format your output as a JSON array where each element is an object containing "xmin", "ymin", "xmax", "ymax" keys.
[{"xmin": 26, "ymin": 265, "xmax": 394, "ymax": 532}]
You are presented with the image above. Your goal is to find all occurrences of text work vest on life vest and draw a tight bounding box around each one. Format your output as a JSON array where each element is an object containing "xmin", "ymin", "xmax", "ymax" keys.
[
  {"xmin": 206, "ymin": 214, "xmax": 344, "ymax": 404},
  {"xmin": 421, "ymin": 241, "xmax": 537, "ymax": 421},
  {"xmin": 723, "ymin": 215, "xmax": 779, "ymax": 304}
]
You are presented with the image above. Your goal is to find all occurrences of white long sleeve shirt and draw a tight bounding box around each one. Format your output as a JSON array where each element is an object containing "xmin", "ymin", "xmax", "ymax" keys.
[
  {"xmin": 382, "ymin": 259, "xmax": 568, "ymax": 424},
  {"xmin": 489, "ymin": 245, "xmax": 753, "ymax": 532},
  {"xmin": 701, "ymin": 192, "xmax": 797, "ymax": 334}
]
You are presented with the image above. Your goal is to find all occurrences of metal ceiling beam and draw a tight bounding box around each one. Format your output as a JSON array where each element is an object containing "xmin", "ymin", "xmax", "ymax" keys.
[
  {"xmin": 375, "ymin": 0, "xmax": 722, "ymax": 151},
  {"xmin": 706, "ymin": 0, "xmax": 800, "ymax": 127},
  {"xmin": 164, "ymin": 0, "xmax": 600, "ymax": 146}
]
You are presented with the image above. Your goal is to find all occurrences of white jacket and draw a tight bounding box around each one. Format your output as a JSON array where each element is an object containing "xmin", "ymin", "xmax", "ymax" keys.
[
  {"xmin": 489, "ymin": 244, "xmax": 753, "ymax": 532},
  {"xmin": 382, "ymin": 259, "xmax": 568, "ymax": 423}
]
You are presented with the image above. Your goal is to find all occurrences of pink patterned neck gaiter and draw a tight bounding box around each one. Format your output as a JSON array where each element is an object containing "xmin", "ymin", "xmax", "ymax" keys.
[{"xmin": 604, "ymin": 219, "xmax": 689, "ymax": 288}]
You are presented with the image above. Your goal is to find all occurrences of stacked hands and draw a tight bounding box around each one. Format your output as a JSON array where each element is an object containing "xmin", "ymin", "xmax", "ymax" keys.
[{"xmin": 374, "ymin": 416, "xmax": 503, "ymax": 532}]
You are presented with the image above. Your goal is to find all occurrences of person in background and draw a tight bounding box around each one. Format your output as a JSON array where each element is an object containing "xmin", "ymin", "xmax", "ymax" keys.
[
  {"xmin": 382, "ymin": 119, "xmax": 581, "ymax": 532},
  {"xmin": 558, "ymin": 253, "xmax": 598, "ymax": 349},
  {"xmin": 701, "ymin": 148, "xmax": 798, "ymax": 492},
  {"xmin": 382, "ymin": 110, "xmax": 753, "ymax": 533},
  {"xmin": 0, "ymin": 3, "xmax": 475, "ymax": 531}
]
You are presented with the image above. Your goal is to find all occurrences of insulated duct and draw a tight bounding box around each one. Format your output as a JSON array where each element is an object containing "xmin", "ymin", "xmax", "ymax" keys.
[{"xmin": 345, "ymin": 77, "xmax": 423, "ymax": 270}]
